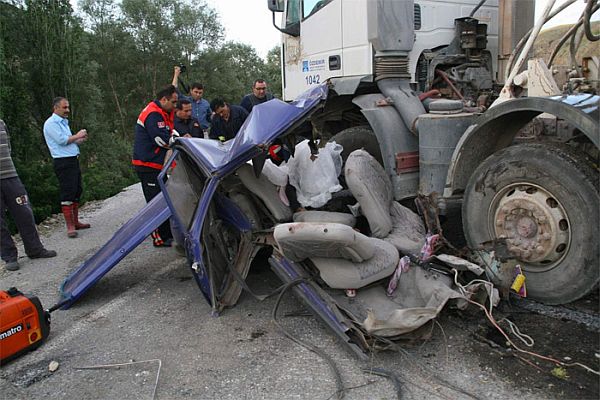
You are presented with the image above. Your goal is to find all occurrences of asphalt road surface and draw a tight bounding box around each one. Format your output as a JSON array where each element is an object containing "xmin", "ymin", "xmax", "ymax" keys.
[{"xmin": 1, "ymin": 184, "xmax": 598, "ymax": 399}]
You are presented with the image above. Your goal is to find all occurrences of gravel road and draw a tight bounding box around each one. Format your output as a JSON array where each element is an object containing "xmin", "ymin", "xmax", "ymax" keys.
[{"xmin": 1, "ymin": 184, "xmax": 598, "ymax": 399}]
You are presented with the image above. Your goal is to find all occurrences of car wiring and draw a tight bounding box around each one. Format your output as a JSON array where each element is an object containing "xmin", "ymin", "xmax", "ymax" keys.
[
  {"xmin": 271, "ymin": 277, "xmax": 346, "ymax": 400},
  {"xmin": 449, "ymin": 269, "xmax": 600, "ymax": 377}
]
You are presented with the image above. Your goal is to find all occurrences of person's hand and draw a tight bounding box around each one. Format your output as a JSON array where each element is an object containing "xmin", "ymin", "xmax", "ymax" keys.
[
  {"xmin": 75, "ymin": 129, "xmax": 88, "ymax": 143},
  {"xmin": 173, "ymin": 65, "xmax": 181, "ymax": 77},
  {"xmin": 183, "ymin": 133, "xmax": 192, "ymax": 138}
]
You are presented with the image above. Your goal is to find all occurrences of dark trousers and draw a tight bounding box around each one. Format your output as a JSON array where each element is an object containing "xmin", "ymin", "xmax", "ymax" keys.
[
  {"xmin": 1, "ymin": 177, "xmax": 44, "ymax": 261},
  {"xmin": 53, "ymin": 156, "xmax": 83, "ymax": 203},
  {"xmin": 137, "ymin": 170, "xmax": 172, "ymax": 240}
]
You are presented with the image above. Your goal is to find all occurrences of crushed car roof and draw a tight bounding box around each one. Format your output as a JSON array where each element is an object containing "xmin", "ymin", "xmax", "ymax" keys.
[{"xmin": 175, "ymin": 84, "xmax": 328, "ymax": 174}]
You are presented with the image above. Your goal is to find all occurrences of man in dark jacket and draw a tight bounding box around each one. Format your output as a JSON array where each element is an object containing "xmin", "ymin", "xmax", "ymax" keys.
[
  {"xmin": 209, "ymin": 98, "xmax": 248, "ymax": 142},
  {"xmin": 132, "ymin": 85, "xmax": 178, "ymax": 247},
  {"xmin": 174, "ymin": 99, "xmax": 203, "ymax": 138},
  {"xmin": 1, "ymin": 120, "xmax": 56, "ymax": 271},
  {"xmin": 240, "ymin": 79, "xmax": 274, "ymax": 113}
]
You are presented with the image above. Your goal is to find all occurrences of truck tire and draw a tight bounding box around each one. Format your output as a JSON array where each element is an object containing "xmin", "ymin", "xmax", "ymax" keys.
[
  {"xmin": 331, "ymin": 126, "xmax": 383, "ymax": 165},
  {"xmin": 462, "ymin": 143, "xmax": 599, "ymax": 304}
]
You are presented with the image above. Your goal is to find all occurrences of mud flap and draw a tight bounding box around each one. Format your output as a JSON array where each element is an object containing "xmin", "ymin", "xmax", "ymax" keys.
[{"xmin": 59, "ymin": 193, "xmax": 172, "ymax": 309}]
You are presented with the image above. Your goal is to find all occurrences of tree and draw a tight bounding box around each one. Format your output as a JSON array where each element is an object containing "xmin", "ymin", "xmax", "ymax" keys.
[
  {"xmin": 263, "ymin": 46, "xmax": 282, "ymax": 98},
  {"xmin": 193, "ymin": 42, "xmax": 265, "ymax": 104},
  {"xmin": 0, "ymin": 0, "xmax": 275, "ymax": 227},
  {"xmin": 173, "ymin": 1, "xmax": 223, "ymax": 64}
]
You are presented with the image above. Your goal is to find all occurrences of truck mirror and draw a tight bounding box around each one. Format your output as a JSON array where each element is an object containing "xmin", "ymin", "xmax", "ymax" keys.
[{"xmin": 268, "ymin": 0, "xmax": 284, "ymax": 12}]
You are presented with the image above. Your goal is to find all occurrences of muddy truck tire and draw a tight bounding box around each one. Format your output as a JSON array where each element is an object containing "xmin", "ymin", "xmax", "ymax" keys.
[
  {"xmin": 331, "ymin": 126, "xmax": 383, "ymax": 165},
  {"xmin": 462, "ymin": 142, "xmax": 599, "ymax": 304}
]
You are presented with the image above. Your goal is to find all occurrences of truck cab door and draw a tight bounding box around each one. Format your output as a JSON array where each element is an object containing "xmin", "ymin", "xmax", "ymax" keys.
[{"xmin": 283, "ymin": 0, "xmax": 343, "ymax": 100}]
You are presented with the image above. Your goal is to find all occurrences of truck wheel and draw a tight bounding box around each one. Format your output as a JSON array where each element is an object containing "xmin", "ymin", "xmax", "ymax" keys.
[
  {"xmin": 331, "ymin": 126, "xmax": 383, "ymax": 165},
  {"xmin": 462, "ymin": 143, "xmax": 599, "ymax": 304}
]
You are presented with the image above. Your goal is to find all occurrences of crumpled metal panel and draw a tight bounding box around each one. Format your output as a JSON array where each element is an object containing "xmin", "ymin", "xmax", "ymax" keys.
[{"xmin": 174, "ymin": 84, "xmax": 328, "ymax": 175}]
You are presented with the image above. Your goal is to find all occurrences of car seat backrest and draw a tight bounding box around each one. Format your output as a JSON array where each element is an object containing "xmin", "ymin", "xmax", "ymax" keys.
[
  {"xmin": 345, "ymin": 149, "xmax": 393, "ymax": 238},
  {"xmin": 237, "ymin": 163, "xmax": 292, "ymax": 222}
]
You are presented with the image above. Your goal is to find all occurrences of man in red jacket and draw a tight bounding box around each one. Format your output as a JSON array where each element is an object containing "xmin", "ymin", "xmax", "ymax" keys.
[{"xmin": 132, "ymin": 85, "xmax": 178, "ymax": 247}]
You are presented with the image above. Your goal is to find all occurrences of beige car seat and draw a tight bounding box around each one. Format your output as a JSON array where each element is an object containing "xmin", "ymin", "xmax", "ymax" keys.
[
  {"xmin": 274, "ymin": 222, "xmax": 398, "ymax": 289},
  {"xmin": 236, "ymin": 163, "xmax": 292, "ymax": 222},
  {"xmin": 269, "ymin": 149, "xmax": 424, "ymax": 290},
  {"xmin": 345, "ymin": 149, "xmax": 425, "ymax": 255}
]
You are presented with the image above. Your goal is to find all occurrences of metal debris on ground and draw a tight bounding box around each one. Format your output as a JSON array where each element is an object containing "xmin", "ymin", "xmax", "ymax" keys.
[{"xmin": 74, "ymin": 359, "xmax": 162, "ymax": 400}]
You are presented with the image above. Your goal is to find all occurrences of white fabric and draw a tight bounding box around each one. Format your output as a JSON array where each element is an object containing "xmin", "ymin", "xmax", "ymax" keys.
[
  {"xmin": 287, "ymin": 140, "xmax": 343, "ymax": 208},
  {"xmin": 262, "ymin": 159, "xmax": 289, "ymax": 187},
  {"xmin": 274, "ymin": 222, "xmax": 375, "ymax": 263},
  {"xmin": 236, "ymin": 164, "xmax": 292, "ymax": 222}
]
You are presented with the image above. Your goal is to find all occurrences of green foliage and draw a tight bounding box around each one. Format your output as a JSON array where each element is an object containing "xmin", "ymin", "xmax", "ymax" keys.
[
  {"xmin": 0, "ymin": 0, "xmax": 284, "ymax": 227},
  {"xmin": 194, "ymin": 42, "xmax": 265, "ymax": 104},
  {"xmin": 264, "ymin": 46, "xmax": 283, "ymax": 98}
]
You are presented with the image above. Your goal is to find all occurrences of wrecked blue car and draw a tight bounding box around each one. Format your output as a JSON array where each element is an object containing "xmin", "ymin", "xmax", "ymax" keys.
[{"xmin": 59, "ymin": 83, "xmax": 506, "ymax": 359}]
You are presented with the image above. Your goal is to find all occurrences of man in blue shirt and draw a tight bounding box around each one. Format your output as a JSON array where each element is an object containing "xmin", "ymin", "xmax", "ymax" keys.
[
  {"xmin": 209, "ymin": 98, "xmax": 249, "ymax": 142},
  {"xmin": 43, "ymin": 97, "xmax": 90, "ymax": 238},
  {"xmin": 172, "ymin": 66, "xmax": 212, "ymax": 131}
]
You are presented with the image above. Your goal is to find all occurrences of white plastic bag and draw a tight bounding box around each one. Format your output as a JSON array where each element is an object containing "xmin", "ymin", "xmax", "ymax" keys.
[
  {"xmin": 261, "ymin": 159, "xmax": 289, "ymax": 187},
  {"xmin": 287, "ymin": 140, "xmax": 343, "ymax": 208}
]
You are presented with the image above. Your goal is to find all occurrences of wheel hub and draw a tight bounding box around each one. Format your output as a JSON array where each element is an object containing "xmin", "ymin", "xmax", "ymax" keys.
[{"xmin": 492, "ymin": 184, "xmax": 570, "ymax": 265}]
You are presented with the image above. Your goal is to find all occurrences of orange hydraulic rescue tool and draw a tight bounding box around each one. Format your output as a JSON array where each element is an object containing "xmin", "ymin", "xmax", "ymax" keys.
[{"xmin": 0, "ymin": 287, "xmax": 51, "ymax": 364}]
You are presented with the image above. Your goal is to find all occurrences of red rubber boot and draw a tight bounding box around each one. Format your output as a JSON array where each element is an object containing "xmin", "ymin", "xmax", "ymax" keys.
[
  {"xmin": 73, "ymin": 202, "xmax": 90, "ymax": 230},
  {"xmin": 61, "ymin": 204, "xmax": 78, "ymax": 238}
]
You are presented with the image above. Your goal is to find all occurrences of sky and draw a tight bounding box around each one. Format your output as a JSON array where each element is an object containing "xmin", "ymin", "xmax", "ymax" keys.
[
  {"xmin": 205, "ymin": 0, "xmax": 279, "ymax": 59},
  {"xmin": 536, "ymin": 0, "xmax": 599, "ymax": 29}
]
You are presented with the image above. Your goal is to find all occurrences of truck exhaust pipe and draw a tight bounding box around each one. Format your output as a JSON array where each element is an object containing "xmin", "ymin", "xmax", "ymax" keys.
[{"xmin": 368, "ymin": 0, "xmax": 425, "ymax": 133}]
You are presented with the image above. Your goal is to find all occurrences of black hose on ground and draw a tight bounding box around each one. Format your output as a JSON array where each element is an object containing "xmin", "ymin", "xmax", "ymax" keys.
[
  {"xmin": 361, "ymin": 367, "xmax": 403, "ymax": 399},
  {"xmin": 272, "ymin": 277, "xmax": 346, "ymax": 400}
]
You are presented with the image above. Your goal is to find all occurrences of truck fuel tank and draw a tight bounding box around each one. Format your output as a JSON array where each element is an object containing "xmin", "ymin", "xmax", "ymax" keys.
[{"xmin": 417, "ymin": 100, "xmax": 476, "ymax": 196}]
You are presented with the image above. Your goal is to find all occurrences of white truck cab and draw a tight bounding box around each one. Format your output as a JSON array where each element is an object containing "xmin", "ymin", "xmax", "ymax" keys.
[{"xmin": 273, "ymin": 0, "xmax": 499, "ymax": 100}]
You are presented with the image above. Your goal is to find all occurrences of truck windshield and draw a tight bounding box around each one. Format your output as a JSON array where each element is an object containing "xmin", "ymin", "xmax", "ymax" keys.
[{"xmin": 303, "ymin": 0, "xmax": 331, "ymax": 18}]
